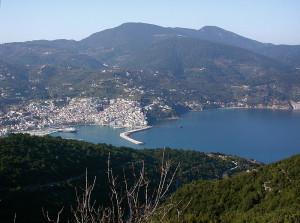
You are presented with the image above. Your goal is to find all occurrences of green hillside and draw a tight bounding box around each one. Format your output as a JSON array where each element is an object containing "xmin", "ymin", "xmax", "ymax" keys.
[
  {"xmin": 161, "ymin": 154, "xmax": 300, "ymax": 223},
  {"xmin": 0, "ymin": 134, "xmax": 258, "ymax": 223}
]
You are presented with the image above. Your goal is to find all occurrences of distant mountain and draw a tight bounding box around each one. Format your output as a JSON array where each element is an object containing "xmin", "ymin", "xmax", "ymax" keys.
[
  {"xmin": 81, "ymin": 22, "xmax": 300, "ymax": 67},
  {"xmin": 81, "ymin": 23, "xmax": 170, "ymax": 50},
  {"xmin": 121, "ymin": 37, "xmax": 291, "ymax": 79},
  {"xmin": 82, "ymin": 22, "xmax": 264, "ymax": 50},
  {"xmin": 0, "ymin": 40, "xmax": 102, "ymax": 68},
  {"xmin": 196, "ymin": 26, "xmax": 300, "ymax": 67},
  {"xmin": 162, "ymin": 154, "xmax": 300, "ymax": 222},
  {"xmin": 197, "ymin": 25, "xmax": 265, "ymax": 50},
  {"xmin": 0, "ymin": 60, "xmax": 31, "ymax": 101},
  {"xmin": 80, "ymin": 23, "xmax": 296, "ymax": 81},
  {"xmin": 2, "ymin": 23, "xmax": 299, "ymax": 68},
  {"xmin": 1, "ymin": 22, "xmax": 298, "ymax": 74},
  {"xmin": 81, "ymin": 24, "xmax": 298, "ymax": 105},
  {"xmin": 1, "ymin": 22, "xmax": 300, "ymax": 108}
]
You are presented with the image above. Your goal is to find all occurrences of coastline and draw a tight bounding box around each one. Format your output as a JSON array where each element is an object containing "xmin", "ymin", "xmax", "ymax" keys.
[
  {"xmin": 6, "ymin": 105, "xmax": 297, "ymax": 139},
  {"xmin": 4, "ymin": 108, "xmax": 299, "ymax": 163},
  {"xmin": 120, "ymin": 126, "xmax": 152, "ymax": 145},
  {"xmin": 22, "ymin": 125, "xmax": 153, "ymax": 146}
]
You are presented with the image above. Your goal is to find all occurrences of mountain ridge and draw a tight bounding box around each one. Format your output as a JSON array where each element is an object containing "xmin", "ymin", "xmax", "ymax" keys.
[{"xmin": 80, "ymin": 22, "xmax": 300, "ymax": 67}]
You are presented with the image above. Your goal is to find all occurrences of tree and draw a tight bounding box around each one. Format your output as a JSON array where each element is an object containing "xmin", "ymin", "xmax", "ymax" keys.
[{"xmin": 43, "ymin": 151, "xmax": 186, "ymax": 223}]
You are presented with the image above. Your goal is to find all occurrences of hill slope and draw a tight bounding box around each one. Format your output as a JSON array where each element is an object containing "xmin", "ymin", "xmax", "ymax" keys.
[
  {"xmin": 0, "ymin": 134, "xmax": 258, "ymax": 223},
  {"xmin": 122, "ymin": 37, "xmax": 291, "ymax": 78},
  {"xmin": 162, "ymin": 154, "xmax": 300, "ymax": 223},
  {"xmin": 197, "ymin": 26, "xmax": 300, "ymax": 67}
]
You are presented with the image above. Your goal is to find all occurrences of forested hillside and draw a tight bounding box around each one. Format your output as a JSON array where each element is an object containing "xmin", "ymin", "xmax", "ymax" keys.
[
  {"xmin": 162, "ymin": 154, "xmax": 300, "ymax": 223},
  {"xmin": 0, "ymin": 134, "xmax": 258, "ymax": 222}
]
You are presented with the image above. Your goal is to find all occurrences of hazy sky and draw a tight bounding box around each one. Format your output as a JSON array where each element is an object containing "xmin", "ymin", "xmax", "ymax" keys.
[{"xmin": 0, "ymin": 0, "xmax": 299, "ymax": 44}]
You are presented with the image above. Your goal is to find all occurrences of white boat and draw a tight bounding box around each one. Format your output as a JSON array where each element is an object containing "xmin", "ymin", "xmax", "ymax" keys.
[{"xmin": 59, "ymin": 127, "xmax": 77, "ymax": 133}]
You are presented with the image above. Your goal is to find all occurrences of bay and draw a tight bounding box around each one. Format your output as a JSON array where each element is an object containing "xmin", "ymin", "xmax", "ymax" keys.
[{"xmin": 51, "ymin": 109, "xmax": 300, "ymax": 163}]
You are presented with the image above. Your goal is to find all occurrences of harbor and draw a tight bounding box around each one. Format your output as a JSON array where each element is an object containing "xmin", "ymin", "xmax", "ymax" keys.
[
  {"xmin": 25, "ymin": 124, "xmax": 152, "ymax": 146},
  {"xmin": 50, "ymin": 109, "xmax": 300, "ymax": 163}
]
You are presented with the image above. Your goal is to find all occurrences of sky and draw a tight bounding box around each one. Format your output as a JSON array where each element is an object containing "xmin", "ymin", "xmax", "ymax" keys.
[{"xmin": 0, "ymin": 0, "xmax": 299, "ymax": 44}]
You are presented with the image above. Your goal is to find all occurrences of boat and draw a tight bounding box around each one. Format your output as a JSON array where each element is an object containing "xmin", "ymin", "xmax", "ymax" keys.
[{"xmin": 59, "ymin": 127, "xmax": 77, "ymax": 133}]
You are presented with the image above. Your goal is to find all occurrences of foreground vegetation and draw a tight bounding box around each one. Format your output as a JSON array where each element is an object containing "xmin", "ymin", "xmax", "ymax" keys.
[
  {"xmin": 0, "ymin": 134, "xmax": 257, "ymax": 222},
  {"xmin": 1, "ymin": 134, "xmax": 299, "ymax": 222},
  {"xmin": 162, "ymin": 154, "xmax": 300, "ymax": 223}
]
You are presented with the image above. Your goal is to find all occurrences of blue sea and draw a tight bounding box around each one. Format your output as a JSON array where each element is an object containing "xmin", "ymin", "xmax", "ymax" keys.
[{"xmin": 51, "ymin": 109, "xmax": 300, "ymax": 163}]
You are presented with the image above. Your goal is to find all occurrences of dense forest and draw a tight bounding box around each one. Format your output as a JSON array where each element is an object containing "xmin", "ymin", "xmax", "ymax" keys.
[
  {"xmin": 161, "ymin": 154, "xmax": 300, "ymax": 223},
  {"xmin": 0, "ymin": 134, "xmax": 299, "ymax": 222},
  {"xmin": 0, "ymin": 134, "xmax": 258, "ymax": 222}
]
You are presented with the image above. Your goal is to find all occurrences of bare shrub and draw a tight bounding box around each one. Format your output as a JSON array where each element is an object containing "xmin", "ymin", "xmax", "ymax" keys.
[{"xmin": 44, "ymin": 151, "xmax": 187, "ymax": 223}]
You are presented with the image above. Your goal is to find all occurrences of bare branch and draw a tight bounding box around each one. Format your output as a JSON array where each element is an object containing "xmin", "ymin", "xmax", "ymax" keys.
[
  {"xmin": 43, "ymin": 206, "xmax": 64, "ymax": 223},
  {"xmin": 44, "ymin": 150, "xmax": 185, "ymax": 223}
]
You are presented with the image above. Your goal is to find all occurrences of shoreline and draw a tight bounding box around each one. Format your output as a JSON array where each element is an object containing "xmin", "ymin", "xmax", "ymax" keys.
[
  {"xmin": 21, "ymin": 125, "xmax": 153, "ymax": 146},
  {"xmin": 6, "ymin": 105, "xmax": 297, "ymax": 139},
  {"xmin": 120, "ymin": 126, "xmax": 152, "ymax": 145}
]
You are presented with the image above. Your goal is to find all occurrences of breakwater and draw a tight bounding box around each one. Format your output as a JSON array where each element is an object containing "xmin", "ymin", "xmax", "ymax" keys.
[{"xmin": 120, "ymin": 126, "xmax": 152, "ymax": 145}]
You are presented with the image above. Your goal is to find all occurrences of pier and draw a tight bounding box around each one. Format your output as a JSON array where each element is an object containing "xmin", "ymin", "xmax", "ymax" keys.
[{"xmin": 120, "ymin": 126, "xmax": 152, "ymax": 145}]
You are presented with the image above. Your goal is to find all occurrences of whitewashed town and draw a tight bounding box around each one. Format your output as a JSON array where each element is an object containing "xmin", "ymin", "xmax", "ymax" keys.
[{"xmin": 0, "ymin": 98, "xmax": 148, "ymax": 137}]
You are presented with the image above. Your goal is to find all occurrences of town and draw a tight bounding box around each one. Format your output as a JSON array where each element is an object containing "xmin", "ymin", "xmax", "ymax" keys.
[{"xmin": 0, "ymin": 98, "xmax": 148, "ymax": 137}]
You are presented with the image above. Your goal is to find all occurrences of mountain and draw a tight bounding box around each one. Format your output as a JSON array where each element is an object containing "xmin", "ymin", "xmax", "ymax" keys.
[
  {"xmin": 0, "ymin": 60, "xmax": 32, "ymax": 106},
  {"xmin": 80, "ymin": 23, "xmax": 299, "ymax": 96},
  {"xmin": 122, "ymin": 36, "xmax": 291, "ymax": 78},
  {"xmin": 0, "ymin": 134, "xmax": 259, "ymax": 223},
  {"xmin": 197, "ymin": 26, "xmax": 265, "ymax": 50},
  {"xmin": 196, "ymin": 26, "xmax": 300, "ymax": 68},
  {"xmin": 82, "ymin": 24, "xmax": 299, "ymax": 106},
  {"xmin": 1, "ymin": 22, "xmax": 300, "ymax": 111},
  {"xmin": 81, "ymin": 23, "xmax": 170, "ymax": 49},
  {"xmin": 2, "ymin": 22, "xmax": 299, "ymax": 69},
  {"xmin": 81, "ymin": 22, "xmax": 265, "ymax": 51},
  {"xmin": 161, "ymin": 154, "xmax": 300, "ymax": 223},
  {"xmin": 81, "ymin": 22, "xmax": 300, "ymax": 67},
  {"xmin": 0, "ymin": 40, "xmax": 102, "ymax": 68}
]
